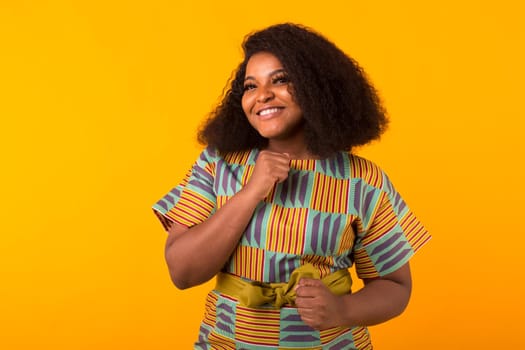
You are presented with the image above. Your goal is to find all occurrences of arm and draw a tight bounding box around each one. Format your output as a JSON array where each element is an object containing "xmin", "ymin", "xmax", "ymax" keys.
[
  {"xmin": 294, "ymin": 164, "xmax": 429, "ymax": 330},
  {"xmin": 295, "ymin": 262, "xmax": 412, "ymax": 330},
  {"xmin": 164, "ymin": 151, "xmax": 290, "ymax": 289}
]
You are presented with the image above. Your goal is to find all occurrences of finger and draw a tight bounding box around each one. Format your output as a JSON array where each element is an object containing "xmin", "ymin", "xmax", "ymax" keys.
[
  {"xmin": 275, "ymin": 173, "xmax": 290, "ymax": 183},
  {"xmin": 296, "ymin": 311, "xmax": 320, "ymax": 330},
  {"xmin": 274, "ymin": 163, "xmax": 290, "ymax": 173},
  {"xmin": 273, "ymin": 163, "xmax": 291, "ymax": 174},
  {"xmin": 259, "ymin": 150, "xmax": 291, "ymax": 162},
  {"xmin": 295, "ymin": 280, "xmax": 329, "ymax": 300},
  {"xmin": 257, "ymin": 159, "xmax": 290, "ymax": 177},
  {"xmin": 295, "ymin": 296, "xmax": 316, "ymax": 309},
  {"xmin": 295, "ymin": 285, "xmax": 323, "ymax": 299},
  {"xmin": 273, "ymin": 167, "xmax": 291, "ymax": 183},
  {"xmin": 296, "ymin": 303, "xmax": 314, "ymax": 318},
  {"xmin": 297, "ymin": 278, "xmax": 324, "ymax": 289}
]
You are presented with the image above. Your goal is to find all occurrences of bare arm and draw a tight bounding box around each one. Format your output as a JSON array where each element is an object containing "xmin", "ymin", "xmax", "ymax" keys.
[
  {"xmin": 164, "ymin": 151, "xmax": 290, "ymax": 289},
  {"xmin": 295, "ymin": 262, "xmax": 412, "ymax": 329},
  {"xmin": 340, "ymin": 262, "xmax": 412, "ymax": 327}
]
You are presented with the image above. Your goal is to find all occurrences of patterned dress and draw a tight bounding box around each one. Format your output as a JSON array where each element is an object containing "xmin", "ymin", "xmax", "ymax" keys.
[{"xmin": 153, "ymin": 147, "xmax": 430, "ymax": 349}]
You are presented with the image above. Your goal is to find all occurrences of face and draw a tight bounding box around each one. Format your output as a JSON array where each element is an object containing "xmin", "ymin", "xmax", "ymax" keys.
[{"xmin": 241, "ymin": 52, "xmax": 304, "ymax": 142}]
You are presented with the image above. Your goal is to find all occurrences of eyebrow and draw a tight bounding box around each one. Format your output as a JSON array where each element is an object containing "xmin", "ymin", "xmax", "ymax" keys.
[{"xmin": 244, "ymin": 68, "xmax": 287, "ymax": 82}]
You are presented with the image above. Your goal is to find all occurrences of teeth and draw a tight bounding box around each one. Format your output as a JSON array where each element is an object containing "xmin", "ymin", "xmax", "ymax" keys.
[{"xmin": 259, "ymin": 108, "xmax": 280, "ymax": 116}]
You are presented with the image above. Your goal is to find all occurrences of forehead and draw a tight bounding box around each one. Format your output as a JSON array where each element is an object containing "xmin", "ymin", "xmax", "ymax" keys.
[{"xmin": 245, "ymin": 52, "xmax": 284, "ymax": 76}]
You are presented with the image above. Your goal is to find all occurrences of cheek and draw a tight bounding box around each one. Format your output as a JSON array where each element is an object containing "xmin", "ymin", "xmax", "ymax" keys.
[
  {"xmin": 241, "ymin": 95, "xmax": 252, "ymax": 116},
  {"xmin": 279, "ymin": 92, "xmax": 301, "ymax": 114},
  {"xmin": 277, "ymin": 88, "xmax": 295, "ymax": 104}
]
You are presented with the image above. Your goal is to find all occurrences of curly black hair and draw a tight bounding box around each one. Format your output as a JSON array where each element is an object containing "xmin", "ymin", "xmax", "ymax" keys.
[{"xmin": 198, "ymin": 23, "xmax": 388, "ymax": 158}]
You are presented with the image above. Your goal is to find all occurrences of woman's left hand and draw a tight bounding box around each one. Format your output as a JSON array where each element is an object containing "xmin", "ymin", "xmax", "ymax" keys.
[{"xmin": 294, "ymin": 278, "xmax": 345, "ymax": 330}]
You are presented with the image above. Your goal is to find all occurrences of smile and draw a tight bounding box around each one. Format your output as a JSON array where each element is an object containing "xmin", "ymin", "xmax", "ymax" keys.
[{"xmin": 257, "ymin": 107, "xmax": 283, "ymax": 116}]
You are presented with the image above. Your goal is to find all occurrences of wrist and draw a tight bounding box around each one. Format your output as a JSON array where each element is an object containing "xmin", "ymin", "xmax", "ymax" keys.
[
  {"xmin": 236, "ymin": 185, "xmax": 266, "ymax": 205},
  {"xmin": 338, "ymin": 294, "xmax": 357, "ymax": 328},
  {"xmin": 240, "ymin": 183, "xmax": 269, "ymax": 202}
]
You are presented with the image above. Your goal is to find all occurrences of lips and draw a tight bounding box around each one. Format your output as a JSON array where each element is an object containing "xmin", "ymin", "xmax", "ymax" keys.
[{"xmin": 256, "ymin": 106, "xmax": 284, "ymax": 116}]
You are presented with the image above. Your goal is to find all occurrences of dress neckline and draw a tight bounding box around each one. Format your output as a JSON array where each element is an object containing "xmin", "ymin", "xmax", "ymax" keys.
[{"xmin": 249, "ymin": 148, "xmax": 350, "ymax": 172}]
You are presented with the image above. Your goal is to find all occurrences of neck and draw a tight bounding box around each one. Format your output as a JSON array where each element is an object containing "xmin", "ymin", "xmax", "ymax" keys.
[{"xmin": 265, "ymin": 140, "xmax": 315, "ymax": 160}]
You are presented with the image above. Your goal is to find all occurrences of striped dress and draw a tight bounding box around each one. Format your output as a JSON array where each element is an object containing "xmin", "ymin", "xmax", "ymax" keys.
[{"xmin": 153, "ymin": 147, "xmax": 430, "ymax": 349}]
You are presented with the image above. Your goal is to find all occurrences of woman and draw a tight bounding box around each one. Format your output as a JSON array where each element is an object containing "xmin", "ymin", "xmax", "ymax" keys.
[{"xmin": 153, "ymin": 23, "xmax": 430, "ymax": 349}]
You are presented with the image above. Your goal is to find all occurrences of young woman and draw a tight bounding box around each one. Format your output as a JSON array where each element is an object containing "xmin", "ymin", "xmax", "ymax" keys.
[{"xmin": 153, "ymin": 23, "xmax": 430, "ymax": 349}]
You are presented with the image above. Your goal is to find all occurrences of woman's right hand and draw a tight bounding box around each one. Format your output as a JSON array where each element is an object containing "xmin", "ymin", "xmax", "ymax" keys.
[
  {"xmin": 164, "ymin": 150, "xmax": 291, "ymax": 289},
  {"xmin": 243, "ymin": 150, "xmax": 291, "ymax": 200}
]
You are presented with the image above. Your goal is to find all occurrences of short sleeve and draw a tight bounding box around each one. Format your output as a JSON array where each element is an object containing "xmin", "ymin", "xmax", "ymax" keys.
[
  {"xmin": 353, "ymin": 171, "xmax": 431, "ymax": 279},
  {"xmin": 152, "ymin": 147, "xmax": 218, "ymax": 231}
]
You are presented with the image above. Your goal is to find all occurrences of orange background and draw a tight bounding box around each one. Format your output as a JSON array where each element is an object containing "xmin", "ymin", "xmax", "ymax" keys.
[{"xmin": 1, "ymin": 1, "xmax": 524, "ymax": 349}]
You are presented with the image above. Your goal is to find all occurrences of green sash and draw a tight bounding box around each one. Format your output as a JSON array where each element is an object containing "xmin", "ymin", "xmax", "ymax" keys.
[{"xmin": 215, "ymin": 263, "xmax": 352, "ymax": 308}]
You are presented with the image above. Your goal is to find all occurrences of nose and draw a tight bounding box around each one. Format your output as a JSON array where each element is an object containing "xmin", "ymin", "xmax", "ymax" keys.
[{"xmin": 256, "ymin": 85, "xmax": 274, "ymax": 103}]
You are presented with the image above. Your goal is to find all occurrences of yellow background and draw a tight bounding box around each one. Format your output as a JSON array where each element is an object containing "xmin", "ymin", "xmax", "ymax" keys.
[{"xmin": 1, "ymin": 1, "xmax": 524, "ymax": 348}]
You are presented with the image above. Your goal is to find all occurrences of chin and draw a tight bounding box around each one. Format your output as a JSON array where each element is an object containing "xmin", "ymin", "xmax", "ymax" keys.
[{"xmin": 257, "ymin": 129, "xmax": 281, "ymax": 139}]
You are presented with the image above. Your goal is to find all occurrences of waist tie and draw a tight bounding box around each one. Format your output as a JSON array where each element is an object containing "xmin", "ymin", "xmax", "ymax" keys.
[{"xmin": 215, "ymin": 264, "xmax": 352, "ymax": 308}]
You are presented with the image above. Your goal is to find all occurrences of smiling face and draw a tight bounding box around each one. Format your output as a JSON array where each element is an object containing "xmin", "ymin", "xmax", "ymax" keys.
[{"xmin": 241, "ymin": 52, "xmax": 304, "ymax": 145}]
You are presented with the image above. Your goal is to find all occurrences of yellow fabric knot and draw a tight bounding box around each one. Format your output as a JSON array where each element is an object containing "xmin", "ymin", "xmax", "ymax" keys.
[{"xmin": 215, "ymin": 263, "xmax": 352, "ymax": 308}]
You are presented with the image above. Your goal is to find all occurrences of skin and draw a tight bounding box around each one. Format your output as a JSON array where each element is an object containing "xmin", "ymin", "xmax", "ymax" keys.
[
  {"xmin": 242, "ymin": 52, "xmax": 311, "ymax": 159},
  {"xmin": 164, "ymin": 51, "xmax": 412, "ymax": 330},
  {"xmin": 294, "ymin": 264, "xmax": 412, "ymax": 329}
]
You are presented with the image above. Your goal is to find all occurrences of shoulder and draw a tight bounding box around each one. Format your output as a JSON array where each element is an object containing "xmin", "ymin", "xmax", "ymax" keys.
[
  {"xmin": 348, "ymin": 153, "xmax": 386, "ymax": 189},
  {"xmin": 221, "ymin": 149, "xmax": 255, "ymax": 166},
  {"xmin": 196, "ymin": 146, "xmax": 254, "ymax": 166},
  {"xmin": 196, "ymin": 146, "xmax": 220, "ymax": 163}
]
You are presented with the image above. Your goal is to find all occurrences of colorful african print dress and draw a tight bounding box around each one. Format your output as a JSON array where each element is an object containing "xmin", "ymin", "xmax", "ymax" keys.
[{"xmin": 153, "ymin": 147, "xmax": 430, "ymax": 350}]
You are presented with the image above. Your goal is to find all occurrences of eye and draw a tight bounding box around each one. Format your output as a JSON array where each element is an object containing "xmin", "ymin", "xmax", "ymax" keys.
[
  {"xmin": 272, "ymin": 74, "xmax": 289, "ymax": 85},
  {"xmin": 243, "ymin": 83, "xmax": 256, "ymax": 92}
]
